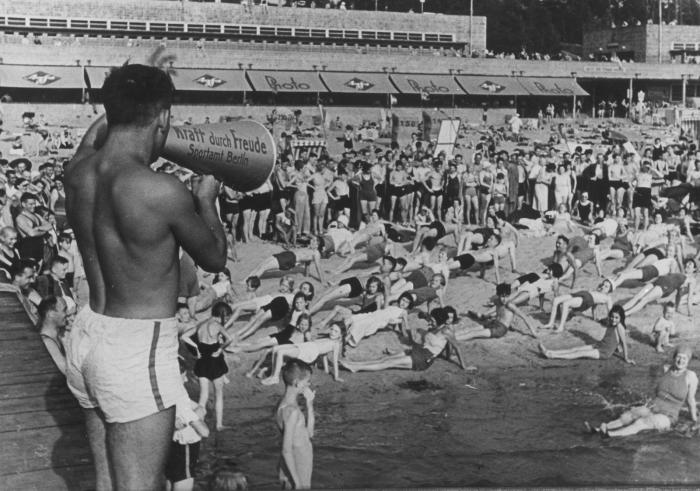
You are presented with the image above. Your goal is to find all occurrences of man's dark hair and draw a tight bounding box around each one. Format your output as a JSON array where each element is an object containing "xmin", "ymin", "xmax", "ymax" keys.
[
  {"xmin": 556, "ymin": 234, "xmax": 570, "ymax": 245},
  {"xmin": 496, "ymin": 283, "xmax": 511, "ymax": 297},
  {"xmin": 102, "ymin": 64, "xmax": 175, "ymax": 127},
  {"xmin": 20, "ymin": 192, "xmax": 37, "ymax": 204},
  {"xmin": 38, "ymin": 295, "xmax": 60, "ymax": 321},
  {"xmin": 50, "ymin": 256, "xmax": 69, "ymax": 269},
  {"xmin": 11, "ymin": 260, "xmax": 35, "ymax": 279}
]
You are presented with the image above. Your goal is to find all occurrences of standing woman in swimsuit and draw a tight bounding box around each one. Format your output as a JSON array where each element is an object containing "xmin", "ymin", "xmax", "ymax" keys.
[
  {"xmin": 442, "ymin": 161, "xmax": 461, "ymax": 220},
  {"xmin": 355, "ymin": 161, "xmax": 378, "ymax": 219},
  {"xmin": 327, "ymin": 171, "xmax": 351, "ymax": 220},
  {"xmin": 539, "ymin": 305, "xmax": 635, "ymax": 363},
  {"xmin": 478, "ymin": 163, "xmax": 494, "ymax": 225},
  {"xmin": 288, "ymin": 160, "xmax": 312, "ymax": 237},
  {"xmin": 622, "ymin": 260, "xmax": 696, "ymax": 316},
  {"xmin": 309, "ymin": 161, "xmax": 329, "ymax": 236},
  {"xmin": 389, "ymin": 160, "xmax": 413, "ymax": 224},
  {"xmin": 462, "ymin": 162, "xmax": 480, "ymax": 226},
  {"xmin": 181, "ymin": 302, "xmax": 234, "ymax": 431}
]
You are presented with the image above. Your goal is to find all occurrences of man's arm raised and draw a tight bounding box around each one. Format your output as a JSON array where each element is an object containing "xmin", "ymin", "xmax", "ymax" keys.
[
  {"xmin": 165, "ymin": 175, "xmax": 227, "ymax": 272},
  {"xmin": 69, "ymin": 115, "xmax": 109, "ymax": 167}
]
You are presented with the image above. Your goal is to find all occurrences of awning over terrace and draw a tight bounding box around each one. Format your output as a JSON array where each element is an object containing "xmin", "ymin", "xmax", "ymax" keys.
[
  {"xmin": 246, "ymin": 70, "xmax": 326, "ymax": 92},
  {"xmin": 389, "ymin": 73, "xmax": 463, "ymax": 95},
  {"xmin": 320, "ymin": 71, "xmax": 396, "ymax": 94}
]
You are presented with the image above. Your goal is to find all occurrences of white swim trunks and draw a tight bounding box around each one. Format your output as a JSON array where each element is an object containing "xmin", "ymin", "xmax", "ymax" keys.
[{"xmin": 65, "ymin": 305, "xmax": 187, "ymax": 423}]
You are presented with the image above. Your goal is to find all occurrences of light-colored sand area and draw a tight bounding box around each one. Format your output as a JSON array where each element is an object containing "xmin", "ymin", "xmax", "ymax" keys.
[{"xmin": 186, "ymin": 232, "xmax": 700, "ymax": 488}]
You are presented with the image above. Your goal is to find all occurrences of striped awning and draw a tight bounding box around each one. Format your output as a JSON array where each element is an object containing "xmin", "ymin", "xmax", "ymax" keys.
[{"xmin": 247, "ymin": 70, "xmax": 326, "ymax": 93}]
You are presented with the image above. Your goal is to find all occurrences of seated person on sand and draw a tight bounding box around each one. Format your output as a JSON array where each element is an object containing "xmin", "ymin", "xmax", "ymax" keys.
[
  {"xmin": 444, "ymin": 234, "xmax": 517, "ymax": 285},
  {"xmin": 227, "ymin": 276, "xmax": 290, "ymax": 327},
  {"xmin": 234, "ymin": 284, "xmax": 315, "ymax": 341},
  {"xmin": 229, "ymin": 313, "xmax": 312, "ymax": 378},
  {"xmin": 418, "ymin": 247, "xmax": 457, "ymax": 287},
  {"xmin": 195, "ymin": 268, "xmax": 236, "ymax": 313},
  {"xmin": 633, "ymin": 212, "xmax": 676, "ymax": 253},
  {"xmin": 340, "ymin": 307, "xmax": 467, "ymax": 373},
  {"xmin": 546, "ymin": 203, "xmax": 579, "ymax": 235},
  {"xmin": 348, "ymin": 209, "xmax": 386, "ymax": 250},
  {"xmin": 410, "ymin": 217, "xmax": 461, "ymax": 254},
  {"xmin": 507, "ymin": 263, "xmax": 564, "ymax": 310},
  {"xmin": 242, "ymin": 236, "xmax": 326, "ymax": 284},
  {"xmin": 317, "ymin": 215, "xmax": 354, "ymax": 257},
  {"xmin": 275, "ymin": 206, "xmax": 297, "ymax": 246},
  {"xmin": 538, "ymin": 304, "xmax": 635, "ymax": 364},
  {"xmin": 38, "ymin": 296, "xmax": 68, "ymax": 375},
  {"xmin": 652, "ymin": 302, "xmax": 677, "ymax": 353},
  {"xmin": 550, "ymin": 235, "xmax": 579, "ymax": 287},
  {"xmin": 331, "ymin": 239, "xmax": 393, "ymax": 277},
  {"xmin": 586, "ymin": 345, "xmax": 697, "ymax": 437},
  {"xmin": 602, "ymin": 256, "xmax": 679, "ymax": 293},
  {"xmin": 317, "ymin": 295, "xmax": 412, "ymax": 347},
  {"xmin": 309, "ymin": 275, "xmax": 385, "ymax": 316},
  {"xmin": 459, "ymin": 283, "xmax": 538, "ymax": 342},
  {"xmin": 622, "ymin": 260, "xmax": 696, "ymax": 316},
  {"xmin": 261, "ymin": 322, "xmax": 345, "ymax": 385},
  {"xmin": 543, "ymin": 286, "xmax": 613, "ymax": 332}
]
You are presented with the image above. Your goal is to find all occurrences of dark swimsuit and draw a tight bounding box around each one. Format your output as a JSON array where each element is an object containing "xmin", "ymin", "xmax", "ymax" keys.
[
  {"xmin": 594, "ymin": 324, "xmax": 618, "ymax": 359},
  {"xmin": 262, "ymin": 296, "xmax": 291, "ymax": 321},
  {"xmin": 340, "ymin": 277, "xmax": 363, "ymax": 298},
  {"xmin": 194, "ymin": 340, "xmax": 228, "ymax": 381},
  {"xmin": 428, "ymin": 221, "xmax": 447, "ymax": 240},
  {"xmin": 572, "ymin": 291, "xmax": 595, "ymax": 312},
  {"xmin": 273, "ymin": 251, "xmax": 297, "ymax": 271},
  {"xmin": 456, "ymin": 253, "xmax": 475, "ymax": 270},
  {"xmin": 654, "ymin": 274, "xmax": 686, "ymax": 298},
  {"xmin": 407, "ymin": 287, "xmax": 438, "ymax": 307}
]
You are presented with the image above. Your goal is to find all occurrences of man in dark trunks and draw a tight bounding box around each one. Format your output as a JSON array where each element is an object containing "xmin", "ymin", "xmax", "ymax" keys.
[{"xmin": 64, "ymin": 65, "xmax": 227, "ymax": 490}]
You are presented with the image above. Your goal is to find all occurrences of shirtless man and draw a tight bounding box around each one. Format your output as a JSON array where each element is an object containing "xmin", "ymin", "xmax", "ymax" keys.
[
  {"xmin": 63, "ymin": 65, "xmax": 227, "ymax": 490},
  {"xmin": 458, "ymin": 283, "xmax": 538, "ymax": 341}
]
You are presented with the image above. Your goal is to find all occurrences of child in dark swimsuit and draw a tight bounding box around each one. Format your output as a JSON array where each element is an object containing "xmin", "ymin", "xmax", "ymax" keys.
[{"xmin": 181, "ymin": 302, "xmax": 234, "ymax": 431}]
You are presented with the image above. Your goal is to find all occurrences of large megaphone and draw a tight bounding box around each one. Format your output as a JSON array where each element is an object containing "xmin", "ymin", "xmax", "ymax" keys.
[{"xmin": 162, "ymin": 120, "xmax": 276, "ymax": 192}]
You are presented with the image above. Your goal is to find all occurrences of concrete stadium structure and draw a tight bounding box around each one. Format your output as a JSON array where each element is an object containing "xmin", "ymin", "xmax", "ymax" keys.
[{"xmin": 1, "ymin": 0, "xmax": 700, "ymax": 118}]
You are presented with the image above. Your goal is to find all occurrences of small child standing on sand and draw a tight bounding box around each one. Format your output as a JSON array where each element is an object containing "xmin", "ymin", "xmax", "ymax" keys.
[
  {"xmin": 276, "ymin": 359, "xmax": 315, "ymax": 489},
  {"xmin": 651, "ymin": 302, "xmax": 676, "ymax": 353},
  {"xmin": 165, "ymin": 397, "xmax": 209, "ymax": 491}
]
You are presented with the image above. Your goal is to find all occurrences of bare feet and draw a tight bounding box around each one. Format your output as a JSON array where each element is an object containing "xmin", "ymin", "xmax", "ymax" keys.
[
  {"xmin": 339, "ymin": 359, "xmax": 357, "ymax": 373},
  {"xmin": 538, "ymin": 342, "xmax": 549, "ymax": 358},
  {"xmin": 216, "ymin": 424, "xmax": 231, "ymax": 431},
  {"xmin": 261, "ymin": 376, "xmax": 280, "ymax": 386}
]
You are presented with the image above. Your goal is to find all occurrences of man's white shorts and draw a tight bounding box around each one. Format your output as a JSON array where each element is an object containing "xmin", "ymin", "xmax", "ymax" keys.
[{"xmin": 65, "ymin": 306, "xmax": 187, "ymax": 423}]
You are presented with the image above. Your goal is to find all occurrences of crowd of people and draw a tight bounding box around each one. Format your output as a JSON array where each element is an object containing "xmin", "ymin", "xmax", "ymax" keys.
[{"xmin": 3, "ymin": 63, "xmax": 700, "ymax": 490}]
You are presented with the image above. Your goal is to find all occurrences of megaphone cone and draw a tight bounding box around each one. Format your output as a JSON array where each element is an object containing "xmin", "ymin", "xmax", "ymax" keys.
[{"xmin": 162, "ymin": 120, "xmax": 276, "ymax": 192}]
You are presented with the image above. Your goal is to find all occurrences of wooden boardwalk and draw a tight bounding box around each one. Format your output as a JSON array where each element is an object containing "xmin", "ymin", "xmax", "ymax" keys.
[{"xmin": 0, "ymin": 290, "xmax": 94, "ymax": 490}]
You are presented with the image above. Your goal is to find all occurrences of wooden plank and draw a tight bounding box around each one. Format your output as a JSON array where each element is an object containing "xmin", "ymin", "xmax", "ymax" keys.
[
  {"xmin": 0, "ymin": 408, "xmax": 84, "ymax": 433},
  {"xmin": 0, "ymin": 426, "xmax": 92, "ymax": 475},
  {"xmin": 0, "ymin": 392, "xmax": 79, "ymax": 415},
  {"xmin": 0, "ymin": 372, "xmax": 57, "ymax": 388},
  {"xmin": 0, "ymin": 288, "xmax": 94, "ymax": 490},
  {"xmin": 1, "ymin": 463, "xmax": 94, "ymax": 491},
  {"xmin": 0, "ymin": 378, "xmax": 72, "ymax": 400}
]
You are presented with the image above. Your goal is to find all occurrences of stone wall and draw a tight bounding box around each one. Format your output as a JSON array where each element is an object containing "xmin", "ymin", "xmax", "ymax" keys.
[
  {"xmin": 1, "ymin": 35, "xmax": 699, "ymax": 80},
  {"xmin": 0, "ymin": 0, "xmax": 485, "ymax": 46}
]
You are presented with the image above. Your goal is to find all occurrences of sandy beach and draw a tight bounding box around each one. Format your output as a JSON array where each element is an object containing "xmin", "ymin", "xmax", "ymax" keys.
[{"xmin": 188, "ymin": 230, "xmax": 700, "ymax": 489}]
